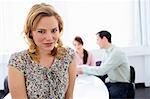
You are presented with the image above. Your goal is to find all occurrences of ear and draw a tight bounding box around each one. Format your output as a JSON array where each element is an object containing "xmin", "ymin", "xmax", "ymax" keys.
[{"xmin": 103, "ymin": 36, "xmax": 107, "ymax": 40}]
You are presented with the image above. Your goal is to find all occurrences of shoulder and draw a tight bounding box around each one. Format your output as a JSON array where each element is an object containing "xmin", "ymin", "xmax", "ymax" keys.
[
  {"xmin": 66, "ymin": 47, "xmax": 75, "ymax": 56},
  {"xmin": 9, "ymin": 49, "xmax": 29, "ymax": 63},
  {"xmin": 64, "ymin": 47, "xmax": 75, "ymax": 63},
  {"xmin": 87, "ymin": 50, "xmax": 93, "ymax": 55},
  {"xmin": 8, "ymin": 50, "xmax": 29, "ymax": 74},
  {"xmin": 10, "ymin": 50, "xmax": 28, "ymax": 59},
  {"xmin": 112, "ymin": 45, "xmax": 126, "ymax": 56}
]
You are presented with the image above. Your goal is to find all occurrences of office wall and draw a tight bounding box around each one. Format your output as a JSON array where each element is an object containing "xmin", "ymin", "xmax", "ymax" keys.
[{"xmin": 125, "ymin": 47, "xmax": 150, "ymax": 87}]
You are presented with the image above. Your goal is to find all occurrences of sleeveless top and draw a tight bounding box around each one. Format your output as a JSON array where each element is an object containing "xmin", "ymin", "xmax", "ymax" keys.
[{"xmin": 8, "ymin": 47, "xmax": 75, "ymax": 99}]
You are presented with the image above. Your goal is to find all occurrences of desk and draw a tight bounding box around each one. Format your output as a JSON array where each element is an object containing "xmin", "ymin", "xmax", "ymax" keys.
[
  {"xmin": 4, "ymin": 75, "xmax": 109, "ymax": 99},
  {"xmin": 73, "ymin": 74, "xmax": 109, "ymax": 99}
]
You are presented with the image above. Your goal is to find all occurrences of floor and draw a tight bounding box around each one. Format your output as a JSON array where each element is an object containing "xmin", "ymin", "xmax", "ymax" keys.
[{"xmin": 135, "ymin": 87, "xmax": 150, "ymax": 99}]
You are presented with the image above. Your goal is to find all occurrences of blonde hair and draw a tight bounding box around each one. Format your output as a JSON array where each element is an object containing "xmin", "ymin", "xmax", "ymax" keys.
[{"xmin": 23, "ymin": 3, "xmax": 66, "ymax": 62}]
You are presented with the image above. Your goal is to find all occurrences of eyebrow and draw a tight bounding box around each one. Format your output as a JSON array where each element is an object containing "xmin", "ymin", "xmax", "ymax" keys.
[
  {"xmin": 36, "ymin": 27, "xmax": 58, "ymax": 30},
  {"xmin": 36, "ymin": 28, "xmax": 45, "ymax": 31},
  {"xmin": 51, "ymin": 27, "xmax": 58, "ymax": 30}
]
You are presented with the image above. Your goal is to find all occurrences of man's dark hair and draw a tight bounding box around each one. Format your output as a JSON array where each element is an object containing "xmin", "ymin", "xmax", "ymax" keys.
[{"xmin": 96, "ymin": 30, "xmax": 112, "ymax": 43}]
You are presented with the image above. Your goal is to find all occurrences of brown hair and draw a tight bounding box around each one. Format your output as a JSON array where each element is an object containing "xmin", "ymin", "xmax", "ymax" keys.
[
  {"xmin": 74, "ymin": 36, "xmax": 88, "ymax": 64},
  {"xmin": 23, "ymin": 3, "xmax": 66, "ymax": 62}
]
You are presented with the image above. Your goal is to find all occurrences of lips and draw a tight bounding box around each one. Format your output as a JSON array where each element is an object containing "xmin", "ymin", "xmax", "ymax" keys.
[{"xmin": 43, "ymin": 42, "xmax": 53, "ymax": 47}]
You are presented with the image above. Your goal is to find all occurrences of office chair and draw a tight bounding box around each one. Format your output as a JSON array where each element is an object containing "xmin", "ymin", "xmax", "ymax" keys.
[
  {"xmin": 0, "ymin": 76, "xmax": 9, "ymax": 99},
  {"xmin": 127, "ymin": 66, "xmax": 135, "ymax": 98}
]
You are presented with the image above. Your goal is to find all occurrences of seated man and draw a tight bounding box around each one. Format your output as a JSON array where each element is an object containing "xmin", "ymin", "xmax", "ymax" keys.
[{"xmin": 77, "ymin": 30, "xmax": 130, "ymax": 98}]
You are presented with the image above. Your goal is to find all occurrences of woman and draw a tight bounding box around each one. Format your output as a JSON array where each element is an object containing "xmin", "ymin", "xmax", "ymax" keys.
[
  {"xmin": 73, "ymin": 36, "xmax": 95, "ymax": 66},
  {"xmin": 8, "ymin": 3, "xmax": 76, "ymax": 99}
]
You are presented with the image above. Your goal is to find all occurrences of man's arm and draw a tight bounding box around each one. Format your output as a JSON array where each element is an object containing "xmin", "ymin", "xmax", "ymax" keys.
[{"xmin": 81, "ymin": 48, "xmax": 125, "ymax": 76}]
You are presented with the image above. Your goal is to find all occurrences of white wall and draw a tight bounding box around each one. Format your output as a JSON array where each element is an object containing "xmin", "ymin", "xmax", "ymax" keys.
[
  {"xmin": 124, "ymin": 47, "xmax": 150, "ymax": 86},
  {"xmin": 0, "ymin": 0, "xmax": 136, "ymax": 54}
]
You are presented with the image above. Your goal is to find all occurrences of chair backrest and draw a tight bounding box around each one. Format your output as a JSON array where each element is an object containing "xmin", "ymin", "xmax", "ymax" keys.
[
  {"xmin": 130, "ymin": 66, "xmax": 135, "ymax": 83},
  {"xmin": 4, "ymin": 76, "xmax": 9, "ymax": 93},
  {"xmin": 127, "ymin": 66, "xmax": 135, "ymax": 98}
]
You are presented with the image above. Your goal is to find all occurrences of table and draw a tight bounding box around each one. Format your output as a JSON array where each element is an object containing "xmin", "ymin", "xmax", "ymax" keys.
[
  {"xmin": 73, "ymin": 74, "xmax": 109, "ymax": 99},
  {"xmin": 4, "ymin": 75, "xmax": 109, "ymax": 99}
]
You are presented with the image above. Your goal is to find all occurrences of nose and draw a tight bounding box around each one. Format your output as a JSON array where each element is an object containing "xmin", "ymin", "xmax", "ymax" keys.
[
  {"xmin": 75, "ymin": 46, "xmax": 78, "ymax": 49},
  {"xmin": 45, "ymin": 32, "xmax": 53, "ymax": 40}
]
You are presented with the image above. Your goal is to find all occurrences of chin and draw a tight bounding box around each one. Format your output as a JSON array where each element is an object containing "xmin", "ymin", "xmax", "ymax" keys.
[
  {"xmin": 44, "ymin": 47, "xmax": 55, "ymax": 51},
  {"xmin": 50, "ymin": 47, "xmax": 55, "ymax": 51}
]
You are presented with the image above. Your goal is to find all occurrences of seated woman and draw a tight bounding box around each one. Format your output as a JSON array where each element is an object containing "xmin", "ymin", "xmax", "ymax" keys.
[{"xmin": 73, "ymin": 36, "xmax": 95, "ymax": 67}]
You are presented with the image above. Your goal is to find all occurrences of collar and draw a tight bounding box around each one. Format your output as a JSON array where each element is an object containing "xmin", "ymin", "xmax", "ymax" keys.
[{"xmin": 105, "ymin": 45, "xmax": 114, "ymax": 53}]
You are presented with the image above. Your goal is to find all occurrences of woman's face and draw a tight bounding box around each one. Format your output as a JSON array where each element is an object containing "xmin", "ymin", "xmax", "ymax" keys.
[
  {"xmin": 73, "ymin": 40, "xmax": 83, "ymax": 53},
  {"xmin": 31, "ymin": 16, "xmax": 60, "ymax": 53}
]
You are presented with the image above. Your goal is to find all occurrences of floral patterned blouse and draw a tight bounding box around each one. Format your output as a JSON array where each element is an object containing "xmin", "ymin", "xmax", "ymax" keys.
[{"xmin": 8, "ymin": 47, "xmax": 75, "ymax": 99}]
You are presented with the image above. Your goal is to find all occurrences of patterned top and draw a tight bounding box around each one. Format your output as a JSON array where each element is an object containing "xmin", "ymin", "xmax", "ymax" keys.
[{"xmin": 8, "ymin": 47, "xmax": 75, "ymax": 99}]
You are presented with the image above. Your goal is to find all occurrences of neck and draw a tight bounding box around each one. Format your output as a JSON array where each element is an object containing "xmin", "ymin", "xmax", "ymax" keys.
[
  {"xmin": 39, "ymin": 50, "xmax": 51, "ymax": 58},
  {"xmin": 105, "ymin": 43, "xmax": 111, "ymax": 49},
  {"xmin": 77, "ymin": 48, "xmax": 84, "ymax": 54}
]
